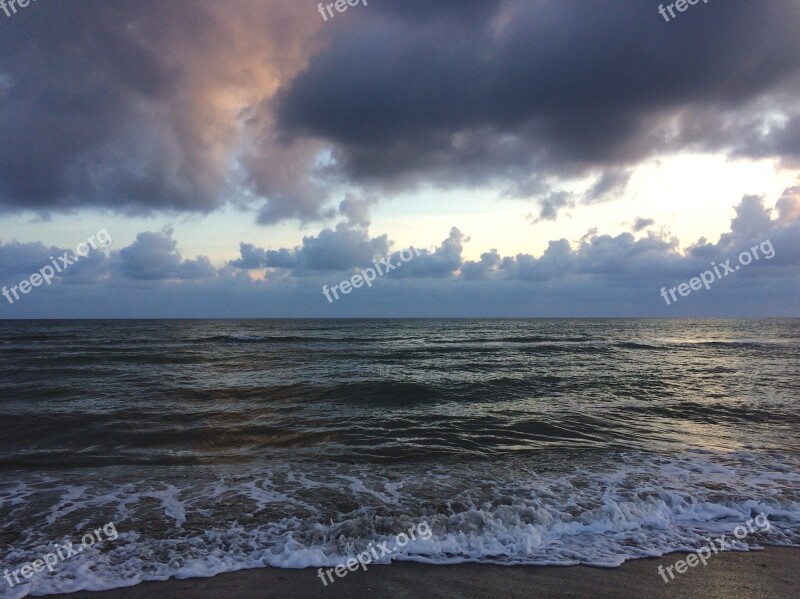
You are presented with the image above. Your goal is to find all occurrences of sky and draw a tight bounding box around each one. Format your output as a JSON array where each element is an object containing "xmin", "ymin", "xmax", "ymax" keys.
[{"xmin": 0, "ymin": 0, "xmax": 799, "ymax": 318}]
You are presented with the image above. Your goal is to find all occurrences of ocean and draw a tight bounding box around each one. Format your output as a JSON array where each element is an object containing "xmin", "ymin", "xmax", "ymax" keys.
[{"xmin": 1, "ymin": 318, "xmax": 799, "ymax": 597}]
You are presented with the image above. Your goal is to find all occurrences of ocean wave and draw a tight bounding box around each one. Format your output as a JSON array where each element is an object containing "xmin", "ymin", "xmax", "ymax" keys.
[{"xmin": 1, "ymin": 450, "xmax": 798, "ymax": 597}]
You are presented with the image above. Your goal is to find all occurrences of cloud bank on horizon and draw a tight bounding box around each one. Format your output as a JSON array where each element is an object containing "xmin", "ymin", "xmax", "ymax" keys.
[
  {"xmin": 2, "ymin": 188, "xmax": 799, "ymax": 317},
  {"xmin": 0, "ymin": 0, "xmax": 799, "ymax": 316}
]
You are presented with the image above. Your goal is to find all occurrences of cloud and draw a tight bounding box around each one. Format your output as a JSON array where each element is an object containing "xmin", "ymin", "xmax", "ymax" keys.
[
  {"xmin": 776, "ymin": 182, "xmax": 800, "ymax": 223},
  {"xmin": 632, "ymin": 217, "xmax": 655, "ymax": 232},
  {"xmin": 528, "ymin": 191, "xmax": 575, "ymax": 224},
  {"xmin": 338, "ymin": 193, "xmax": 377, "ymax": 227},
  {"xmin": 0, "ymin": 0, "xmax": 324, "ymax": 219},
  {"xmin": 461, "ymin": 249, "xmax": 502, "ymax": 281},
  {"xmin": 275, "ymin": 0, "xmax": 800, "ymax": 211},
  {"xmin": 389, "ymin": 227, "xmax": 465, "ymax": 278},
  {"xmin": 2, "ymin": 188, "xmax": 799, "ymax": 317},
  {"xmin": 585, "ymin": 170, "xmax": 632, "ymax": 204},
  {"xmin": 117, "ymin": 227, "xmax": 216, "ymax": 280},
  {"xmin": 230, "ymin": 243, "xmax": 269, "ymax": 271},
  {"xmin": 0, "ymin": 240, "xmax": 63, "ymax": 278},
  {"xmin": 1, "ymin": 0, "xmax": 799, "ymax": 227},
  {"xmin": 231, "ymin": 221, "xmax": 389, "ymax": 273}
]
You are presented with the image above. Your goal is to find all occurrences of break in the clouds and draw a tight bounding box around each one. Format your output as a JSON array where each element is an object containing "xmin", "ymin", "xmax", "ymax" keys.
[
  {"xmin": 2, "ymin": 186, "xmax": 799, "ymax": 317},
  {"xmin": 1, "ymin": 0, "xmax": 800, "ymax": 222}
]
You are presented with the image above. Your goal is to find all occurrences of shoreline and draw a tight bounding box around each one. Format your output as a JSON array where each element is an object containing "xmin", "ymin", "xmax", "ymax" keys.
[{"xmin": 37, "ymin": 546, "xmax": 799, "ymax": 599}]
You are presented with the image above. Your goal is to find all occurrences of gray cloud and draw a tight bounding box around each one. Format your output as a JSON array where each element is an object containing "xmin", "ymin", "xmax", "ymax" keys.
[
  {"xmin": 528, "ymin": 191, "xmax": 575, "ymax": 224},
  {"xmin": 632, "ymin": 217, "xmax": 655, "ymax": 232},
  {"xmin": 776, "ymin": 184, "xmax": 800, "ymax": 223},
  {"xmin": 225, "ymin": 188, "xmax": 800, "ymax": 294},
  {"xmin": 0, "ymin": 0, "xmax": 324, "ymax": 220},
  {"xmin": 389, "ymin": 227, "xmax": 465, "ymax": 279},
  {"xmin": 586, "ymin": 170, "xmax": 633, "ymax": 204},
  {"xmin": 0, "ymin": 240, "xmax": 62, "ymax": 278},
  {"xmin": 1, "ymin": 0, "xmax": 799, "ymax": 226},
  {"xmin": 231, "ymin": 222, "xmax": 389, "ymax": 273},
  {"xmin": 338, "ymin": 193, "xmax": 377, "ymax": 227},
  {"xmin": 276, "ymin": 0, "xmax": 800, "ymax": 214},
  {"xmin": 2, "ymin": 188, "xmax": 799, "ymax": 317},
  {"xmin": 117, "ymin": 227, "xmax": 216, "ymax": 280}
]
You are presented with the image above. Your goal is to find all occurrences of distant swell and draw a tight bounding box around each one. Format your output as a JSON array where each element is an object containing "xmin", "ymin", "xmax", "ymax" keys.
[{"xmin": 191, "ymin": 334, "xmax": 411, "ymax": 344}]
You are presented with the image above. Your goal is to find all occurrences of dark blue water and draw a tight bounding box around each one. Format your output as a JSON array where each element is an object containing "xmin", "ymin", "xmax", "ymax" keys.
[{"xmin": 1, "ymin": 319, "xmax": 798, "ymax": 596}]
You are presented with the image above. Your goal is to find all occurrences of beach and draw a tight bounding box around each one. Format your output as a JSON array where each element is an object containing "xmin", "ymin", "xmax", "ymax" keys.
[{"xmin": 42, "ymin": 548, "xmax": 799, "ymax": 599}]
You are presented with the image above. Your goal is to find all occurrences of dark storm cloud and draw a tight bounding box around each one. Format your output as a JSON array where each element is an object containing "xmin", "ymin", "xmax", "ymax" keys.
[
  {"xmin": 276, "ymin": 0, "xmax": 800, "ymax": 201},
  {"xmin": 0, "ymin": 2, "xmax": 207, "ymax": 212},
  {"xmin": 2, "ymin": 0, "xmax": 800, "ymax": 223},
  {"xmin": 0, "ymin": 0, "xmax": 323, "ymax": 219},
  {"xmin": 380, "ymin": 0, "xmax": 506, "ymax": 23}
]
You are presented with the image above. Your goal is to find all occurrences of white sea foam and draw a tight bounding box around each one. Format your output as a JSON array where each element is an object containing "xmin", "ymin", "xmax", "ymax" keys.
[{"xmin": 1, "ymin": 450, "xmax": 799, "ymax": 598}]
